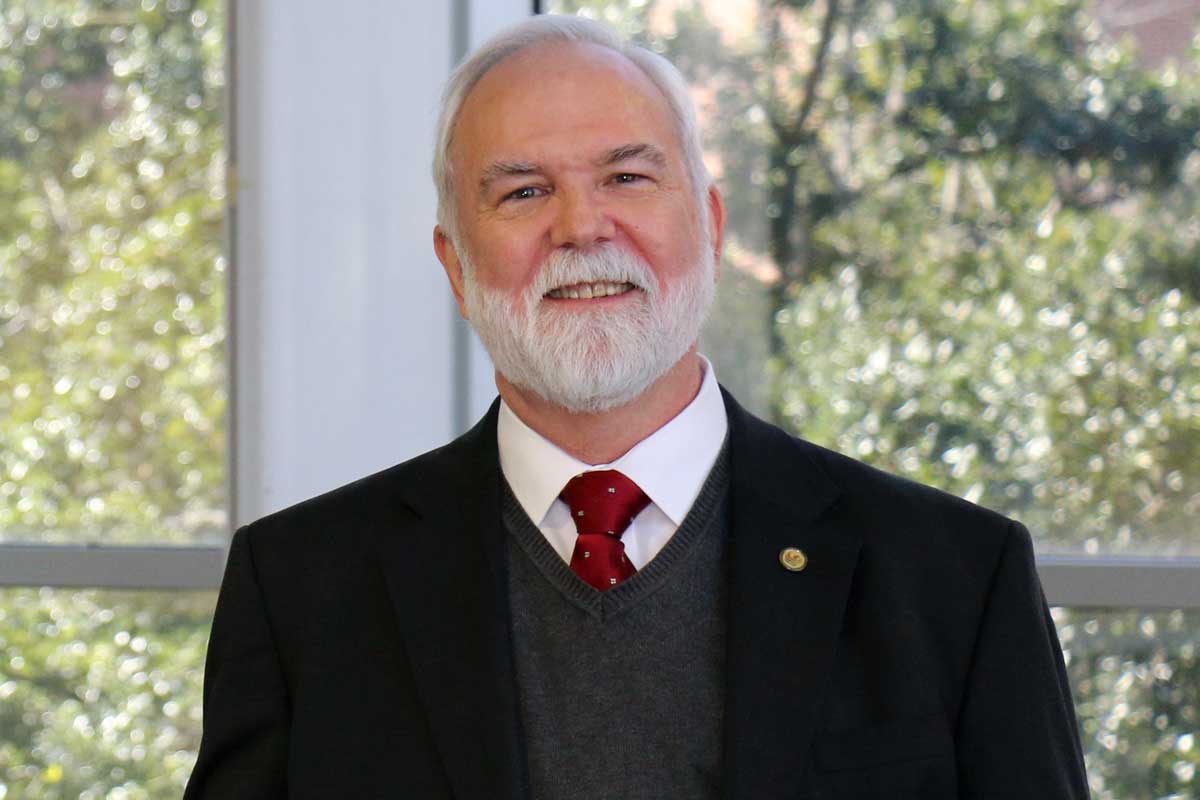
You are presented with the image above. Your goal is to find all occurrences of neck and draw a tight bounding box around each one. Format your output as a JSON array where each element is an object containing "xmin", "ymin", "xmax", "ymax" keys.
[{"xmin": 496, "ymin": 349, "xmax": 705, "ymax": 464}]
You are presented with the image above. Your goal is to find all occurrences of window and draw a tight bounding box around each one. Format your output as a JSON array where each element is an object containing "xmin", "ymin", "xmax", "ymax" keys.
[
  {"xmin": 3, "ymin": 0, "xmax": 1195, "ymax": 795},
  {"xmin": 544, "ymin": 0, "xmax": 1200, "ymax": 795},
  {"xmin": 0, "ymin": 588, "xmax": 213, "ymax": 797},
  {"xmin": 1, "ymin": 0, "xmax": 228, "ymax": 547},
  {"xmin": 1, "ymin": 1, "xmax": 225, "ymax": 795}
]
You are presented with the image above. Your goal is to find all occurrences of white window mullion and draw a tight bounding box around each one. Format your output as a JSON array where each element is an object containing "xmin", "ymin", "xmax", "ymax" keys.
[
  {"xmin": 1038, "ymin": 556, "xmax": 1200, "ymax": 609},
  {"xmin": 231, "ymin": 0, "xmax": 461, "ymax": 527},
  {"xmin": 0, "ymin": 545, "xmax": 227, "ymax": 590}
]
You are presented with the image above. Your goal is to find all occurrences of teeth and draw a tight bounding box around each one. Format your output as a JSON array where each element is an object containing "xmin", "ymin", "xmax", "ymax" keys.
[{"xmin": 547, "ymin": 281, "xmax": 634, "ymax": 299}]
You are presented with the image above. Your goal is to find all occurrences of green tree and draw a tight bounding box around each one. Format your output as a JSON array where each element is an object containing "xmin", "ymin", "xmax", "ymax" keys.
[
  {"xmin": 0, "ymin": 589, "xmax": 212, "ymax": 799},
  {"xmin": 0, "ymin": 0, "xmax": 227, "ymax": 545}
]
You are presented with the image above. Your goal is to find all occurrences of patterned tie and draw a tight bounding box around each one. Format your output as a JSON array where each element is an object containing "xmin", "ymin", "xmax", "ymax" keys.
[{"xmin": 560, "ymin": 470, "xmax": 650, "ymax": 591}]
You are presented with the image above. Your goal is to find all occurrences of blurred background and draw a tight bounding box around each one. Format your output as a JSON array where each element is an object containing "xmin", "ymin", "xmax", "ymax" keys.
[{"xmin": 0, "ymin": 0, "xmax": 1197, "ymax": 797}]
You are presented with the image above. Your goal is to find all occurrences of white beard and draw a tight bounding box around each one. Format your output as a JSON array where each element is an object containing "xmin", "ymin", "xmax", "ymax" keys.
[{"xmin": 460, "ymin": 242, "xmax": 715, "ymax": 414}]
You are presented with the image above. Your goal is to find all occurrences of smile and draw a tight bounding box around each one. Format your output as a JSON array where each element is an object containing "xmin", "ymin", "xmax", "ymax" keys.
[{"xmin": 545, "ymin": 281, "xmax": 636, "ymax": 300}]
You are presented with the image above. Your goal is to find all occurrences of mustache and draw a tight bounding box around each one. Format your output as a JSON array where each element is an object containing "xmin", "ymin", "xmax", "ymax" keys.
[{"xmin": 531, "ymin": 246, "xmax": 657, "ymax": 298}]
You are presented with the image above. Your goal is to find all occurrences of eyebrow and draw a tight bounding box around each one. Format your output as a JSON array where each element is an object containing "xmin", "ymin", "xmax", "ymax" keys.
[
  {"xmin": 478, "ymin": 161, "xmax": 541, "ymax": 198},
  {"xmin": 476, "ymin": 143, "xmax": 670, "ymax": 199},
  {"xmin": 597, "ymin": 143, "xmax": 668, "ymax": 170}
]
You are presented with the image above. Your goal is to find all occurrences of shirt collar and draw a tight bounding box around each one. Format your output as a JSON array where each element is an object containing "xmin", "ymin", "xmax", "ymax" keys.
[{"xmin": 497, "ymin": 356, "xmax": 728, "ymax": 527}]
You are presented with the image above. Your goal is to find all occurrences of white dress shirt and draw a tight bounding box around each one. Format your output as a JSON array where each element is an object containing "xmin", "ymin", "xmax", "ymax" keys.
[{"xmin": 497, "ymin": 357, "xmax": 729, "ymax": 569}]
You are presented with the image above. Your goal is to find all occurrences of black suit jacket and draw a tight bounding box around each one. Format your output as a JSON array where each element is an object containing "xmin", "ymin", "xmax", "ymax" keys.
[{"xmin": 185, "ymin": 391, "xmax": 1089, "ymax": 799}]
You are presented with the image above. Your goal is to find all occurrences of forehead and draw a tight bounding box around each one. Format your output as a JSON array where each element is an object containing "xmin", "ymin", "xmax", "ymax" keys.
[{"xmin": 451, "ymin": 41, "xmax": 683, "ymax": 177}]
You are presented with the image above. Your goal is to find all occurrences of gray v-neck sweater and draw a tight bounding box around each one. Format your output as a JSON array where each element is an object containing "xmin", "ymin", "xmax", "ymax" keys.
[{"xmin": 503, "ymin": 451, "xmax": 730, "ymax": 800}]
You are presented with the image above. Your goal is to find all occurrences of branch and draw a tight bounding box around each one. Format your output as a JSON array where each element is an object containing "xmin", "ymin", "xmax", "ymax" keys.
[
  {"xmin": 788, "ymin": 0, "xmax": 842, "ymax": 138},
  {"xmin": 763, "ymin": 1, "xmax": 794, "ymax": 140},
  {"xmin": 41, "ymin": 174, "xmax": 77, "ymax": 235}
]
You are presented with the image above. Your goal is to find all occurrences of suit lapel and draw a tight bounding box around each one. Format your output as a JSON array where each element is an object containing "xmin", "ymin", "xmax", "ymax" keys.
[
  {"xmin": 373, "ymin": 404, "xmax": 527, "ymax": 800},
  {"xmin": 720, "ymin": 392, "xmax": 861, "ymax": 800}
]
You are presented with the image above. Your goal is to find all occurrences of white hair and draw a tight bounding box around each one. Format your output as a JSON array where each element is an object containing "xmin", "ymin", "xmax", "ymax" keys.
[
  {"xmin": 432, "ymin": 14, "xmax": 711, "ymax": 242},
  {"xmin": 460, "ymin": 240, "xmax": 716, "ymax": 414}
]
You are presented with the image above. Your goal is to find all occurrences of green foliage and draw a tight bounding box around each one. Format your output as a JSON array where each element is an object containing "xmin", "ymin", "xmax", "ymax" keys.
[
  {"xmin": 1060, "ymin": 607, "xmax": 1200, "ymax": 797},
  {"xmin": 0, "ymin": 0, "xmax": 227, "ymax": 544},
  {"xmin": 777, "ymin": 156, "xmax": 1200, "ymax": 553},
  {"xmin": 0, "ymin": 590, "xmax": 213, "ymax": 800}
]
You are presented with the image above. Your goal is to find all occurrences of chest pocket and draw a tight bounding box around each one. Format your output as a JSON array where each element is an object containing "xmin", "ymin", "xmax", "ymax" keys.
[{"xmin": 810, "ymin": 714, "xmax": 957, "ymax": 799}]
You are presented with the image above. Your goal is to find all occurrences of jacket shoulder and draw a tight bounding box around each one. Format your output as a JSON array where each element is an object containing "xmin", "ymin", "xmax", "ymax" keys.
[
  {"xmin": 802, "ymin": 437, "xmax": 1012, "ymax": 534},
  {"xmin": 790, "ymin": 434, "xmax": 1022, "ymax": 599},
  {"xmin": 730, "ymin": 401, "xmax": 1017, "ymax": 571},
  {"xmin": 729, "ymin": 396, "xmax": 1013, "ymax": 536}
]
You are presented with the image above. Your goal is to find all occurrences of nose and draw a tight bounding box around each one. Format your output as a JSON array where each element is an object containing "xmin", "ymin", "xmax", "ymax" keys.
[{"xmin": 549, "ymin": 187, "xmax": 615, "ymax": 250}]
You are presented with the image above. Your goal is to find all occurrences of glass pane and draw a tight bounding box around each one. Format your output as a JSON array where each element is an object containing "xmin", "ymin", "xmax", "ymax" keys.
[
  {"xmin": 0, "ymin": 0, "xmax": 227, "ymax": 544},
  {"xmin": 0, "ymin": 588, "xmax": 213, "ymax": 799},
  {"xmin": 1056, "ymin": 607, "xmax": 1200, "ymax": 799},
  {"xmin": 545, "ymin": 0, "xmax": 1200, "ymax": 556}
]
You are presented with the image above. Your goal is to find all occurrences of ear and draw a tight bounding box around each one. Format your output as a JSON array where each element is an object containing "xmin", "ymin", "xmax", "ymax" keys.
[
  {"xmin": 706, "ymin": 184, "xmax": 727, "ymax": 281},
  {"xmin": 433, "ymin": 225, "xmax": 470, "ymax": 319}
]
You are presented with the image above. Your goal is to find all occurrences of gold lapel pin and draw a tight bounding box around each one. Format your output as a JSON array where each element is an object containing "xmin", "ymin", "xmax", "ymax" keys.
[{"xmin": 779, "ymin": 547, "xmax": 808, "ymax": 572}]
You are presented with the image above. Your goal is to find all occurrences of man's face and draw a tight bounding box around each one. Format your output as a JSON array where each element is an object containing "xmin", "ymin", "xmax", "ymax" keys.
[{"xmin": 435, "ymin": 41, "xmax": 725, "ymax": 413}]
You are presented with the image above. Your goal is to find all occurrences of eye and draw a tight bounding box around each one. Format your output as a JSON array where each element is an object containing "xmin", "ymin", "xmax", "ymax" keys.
[
  {"xmin": 609, "ymin": 172, "xmax": 656, "ymax": 191},
  {"xmin": 502, "ymin": 186, "xmax": 545, "ymax": 202}
]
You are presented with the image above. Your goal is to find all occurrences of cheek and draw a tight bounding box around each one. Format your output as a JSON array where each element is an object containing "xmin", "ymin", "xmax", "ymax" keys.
[
  {"xmin": 639, "ymin": 222, "xmax": 705, "ymax": 283},
  {"xmin": 468, "ymin": 242, "xmax": 540, "ymax": 294},
  {"xmin": 639, "ymin": 197, "xmax": 705, "ymax": 251}
]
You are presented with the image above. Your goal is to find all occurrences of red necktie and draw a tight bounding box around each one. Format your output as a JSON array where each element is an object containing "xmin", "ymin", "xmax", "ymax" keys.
[{"xmin": 560, "ymin": 470, "xmax": 650, "ymax": 592}]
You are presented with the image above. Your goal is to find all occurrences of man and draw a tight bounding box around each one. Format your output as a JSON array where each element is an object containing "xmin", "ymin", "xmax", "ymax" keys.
[{"xmin": 185, "ymin": 15, "xmax": 1090, "ymax": 800}]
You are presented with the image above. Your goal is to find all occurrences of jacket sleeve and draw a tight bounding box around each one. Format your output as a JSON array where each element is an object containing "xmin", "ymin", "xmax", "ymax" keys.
[
  {"xmin": 954, "ymin": 521, "xmax": 1091, "ymax": 799},
  {"xmin": 184, "ymin": 526, "xmax": 290, "ymax": 799}
]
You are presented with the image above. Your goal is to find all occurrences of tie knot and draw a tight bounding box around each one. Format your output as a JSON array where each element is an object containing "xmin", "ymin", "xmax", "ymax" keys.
[{"xmin": 560, "ymin": 469, "xmax": 650, "ymax": 538}]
